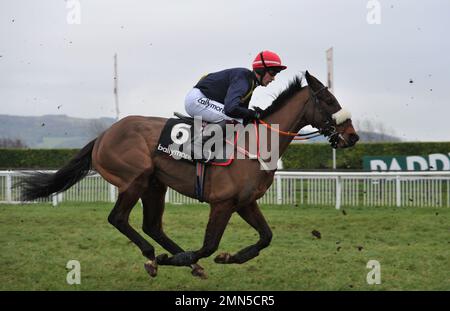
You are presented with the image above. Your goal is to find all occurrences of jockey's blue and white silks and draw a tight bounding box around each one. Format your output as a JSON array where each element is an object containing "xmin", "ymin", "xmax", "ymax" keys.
[
  {"xmin": 185, "ymin": 68, "xmax": 258, "ymax": 122},
  {"xmin": 185, "ymin": 88, "xmax": 243, "ymax": 123}
]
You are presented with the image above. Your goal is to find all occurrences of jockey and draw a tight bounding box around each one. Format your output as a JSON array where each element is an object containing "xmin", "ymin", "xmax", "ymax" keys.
[
  {"xmin": 185, "ymin": 50, "xmax": 287, "ymax": 124},
  {"xmin": 184, "ymin": 50, "xmax": 287, "ymax": 162}
]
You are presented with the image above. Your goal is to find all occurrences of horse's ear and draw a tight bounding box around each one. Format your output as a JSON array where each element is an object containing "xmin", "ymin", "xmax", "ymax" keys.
[
  {"xmin": 304, "ymin": 70, "xmax": 313, "ymax": 85},
  {"xmin": 305, "ymin": 71, "xmax": 325, "ymax": 88}
]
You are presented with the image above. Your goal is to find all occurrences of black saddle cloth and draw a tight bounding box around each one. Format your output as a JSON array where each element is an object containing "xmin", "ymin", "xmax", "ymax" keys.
[{"xmin": 156, "ymin": 115, "xmax": 233, "ymax": 164}]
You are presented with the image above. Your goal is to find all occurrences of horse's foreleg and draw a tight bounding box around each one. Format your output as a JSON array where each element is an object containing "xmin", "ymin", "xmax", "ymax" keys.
[
  {"xmin": 141, "ymin": 179, "xmax": 206, "ymax": 278},
  {"xmin": 157, "ymin": 201, "xmax": 234, "ymax": 267},
  {"xmin": 214, "ymin": 201, "xmax": 272, "ymax": 264},
  {"xmin": 108, "ymin": 181, "xmax": 159, "ymax": 277}
]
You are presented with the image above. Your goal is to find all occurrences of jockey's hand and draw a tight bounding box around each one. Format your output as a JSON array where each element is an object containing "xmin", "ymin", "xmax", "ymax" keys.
[
  {"xmin": 248, "ymin": 109, "xmax": 261, "ymax": 120},
  {"xmin": 252, "ymin": 106, "xmax": 264, "ymax": 115}
]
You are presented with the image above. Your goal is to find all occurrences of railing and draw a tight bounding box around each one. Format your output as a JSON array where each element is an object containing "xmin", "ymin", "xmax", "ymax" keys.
[
  {"xmin": 267, "ymin": 171, "xmax": 450, "ymax": 209},
  {"xmin": 1, "ymin": 170, "xmax": 449, "ymax": 208},
  {"xmin": 0, "ymin": 170, "xmax": 116, "ymax": 206}
]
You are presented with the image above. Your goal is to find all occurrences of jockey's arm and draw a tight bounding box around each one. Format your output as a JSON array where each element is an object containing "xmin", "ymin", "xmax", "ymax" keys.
[{"xmin": 223, "ymin": 77, "xmax": 254, "ymax": 119}]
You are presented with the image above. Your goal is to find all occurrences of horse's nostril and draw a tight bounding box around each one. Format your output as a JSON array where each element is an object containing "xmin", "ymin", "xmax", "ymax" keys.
[{"xmin": 349, "ymin": 134, "xmax": 359, "ymax": 144}]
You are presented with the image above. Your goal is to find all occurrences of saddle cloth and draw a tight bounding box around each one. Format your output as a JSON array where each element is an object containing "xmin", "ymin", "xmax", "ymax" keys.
[{"xmin": 156, "ymin": 117, "xmax": 235, "ymax": 166}]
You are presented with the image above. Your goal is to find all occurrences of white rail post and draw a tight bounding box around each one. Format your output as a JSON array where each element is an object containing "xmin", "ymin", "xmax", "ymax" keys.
[
  {"xmin": 276, "ymin": 174, "xmax": 282, "ymax": 205},
  {"xmin": 109, "ymin": 184, "xmax": 116, "ymax": 203},
  {"xmin": 335, "ymin": 176, "xmax": 341, "ymax": 210},
  {"xmin": 396, "ymin": 175, "xmax": 401, "ymax": 207},
  {"xmin": 6, "ymin": 173, "xmax": 12, "ymax": 203},
  {"xmin": 165, "ymin": 189, "xmax": 169, "ymax": 203},
  {"xmin": 57, "ymin": 193, "xmax": 63, "ymax": 204},
  {"xmin": 52, "ymin": 194, "xmax": 58, "ymax": 207}
]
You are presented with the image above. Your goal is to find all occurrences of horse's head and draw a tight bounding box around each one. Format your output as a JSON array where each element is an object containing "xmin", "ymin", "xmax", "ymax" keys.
[{"xmin": 304, "ymin": 71, "xmax": 359, "ymax": 148}]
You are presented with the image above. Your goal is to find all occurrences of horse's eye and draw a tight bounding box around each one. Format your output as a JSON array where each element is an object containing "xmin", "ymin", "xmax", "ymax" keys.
[{"xmin": 323, "ymin": 97, "xmax": 336, "ymax": 106}]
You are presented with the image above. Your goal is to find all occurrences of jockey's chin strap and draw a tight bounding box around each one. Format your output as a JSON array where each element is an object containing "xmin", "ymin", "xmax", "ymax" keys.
[{"xmin": 256, "ymin": 52, "xmax": 268, "ymax": 85}]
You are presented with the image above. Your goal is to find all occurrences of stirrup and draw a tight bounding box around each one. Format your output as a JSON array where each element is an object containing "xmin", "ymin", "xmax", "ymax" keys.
[{"xmin": 196, "ymin": 150, "xmax": 212, "ymax": 164}]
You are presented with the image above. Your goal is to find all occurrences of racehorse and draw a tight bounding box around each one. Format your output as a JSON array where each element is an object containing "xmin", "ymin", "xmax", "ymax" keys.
[{"xmin": 20, "ymin": 71, "xmax": 359, "ymax": 279}]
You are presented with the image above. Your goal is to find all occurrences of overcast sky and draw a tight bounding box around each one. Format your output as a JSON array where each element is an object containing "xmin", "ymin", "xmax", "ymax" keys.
[{"xmin": 1, "ymin": 0, "xmax": 449, "ymax": 141}]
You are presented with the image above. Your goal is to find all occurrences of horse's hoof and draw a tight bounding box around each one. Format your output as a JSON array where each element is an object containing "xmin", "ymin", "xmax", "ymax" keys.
[
  {"xmin": 214, "ymin": 252, "xmax": 232, "ymax": 264},
  {"xmin": 144, "ymin": 260, "xmax": 158, "ymax": 278},
  {"xmin": 191, "ymin": 267, "xmax": 208, "ymax": 279},
  {"xmin": 156, "ymin": 253, "xmax": 169, "ymax": 265}
]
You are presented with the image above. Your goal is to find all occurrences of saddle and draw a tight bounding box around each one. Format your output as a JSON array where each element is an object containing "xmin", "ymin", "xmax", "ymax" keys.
[
  {"xmin": 156, "ymin": 113, "xmax": 263, "ymax": 202},
  {"xmin": 156, "ymin": 113, "xmax": 237, "ymax": 202},
  {"xmin": 173, "ymin": 112, "xmax": 195, "ymax": 123},
  {"xmin": 156, "ymin": 112, "xmax": 235, "ymax": 166}
]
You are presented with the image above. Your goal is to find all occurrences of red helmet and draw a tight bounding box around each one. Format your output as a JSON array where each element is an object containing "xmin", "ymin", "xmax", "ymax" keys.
[{"xmin": 252, "ymin": 50, "xmax": 287, "ymax": 71}]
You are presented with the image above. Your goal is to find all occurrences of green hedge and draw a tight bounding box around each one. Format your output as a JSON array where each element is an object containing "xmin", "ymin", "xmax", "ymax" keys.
[
  {"xmin": 1, "ymin": 142, "xmax": 449, "ymax": 170},
  {"xmin": 282, "ymin": 142, "xmax": 450, "ymax": 170},
  {"xmin": 0, "ymin": 149, "xmax": 79, "ymax": 169}
]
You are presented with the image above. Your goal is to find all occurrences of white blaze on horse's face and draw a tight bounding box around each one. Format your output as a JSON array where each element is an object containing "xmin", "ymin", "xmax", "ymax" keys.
[{"xmin": 332, "ymin": 108, "xmax": 352, "ymax": 125}]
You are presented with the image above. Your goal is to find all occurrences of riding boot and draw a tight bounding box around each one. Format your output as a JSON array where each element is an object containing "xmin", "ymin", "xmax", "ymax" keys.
[
  {"xmin": 191, "ymin": 120, "xmax": 227, "ymax": 163},
  {"xmin": 205, "ymin": 120, "xmax": 227, "ymax": 139},
  {"xmin": 203, "ymin": 120, "xmax": 228, "ymax": 162},
  {"xmin": 191, "ymin": 127, "xmax": 207, "ymax": 163}
]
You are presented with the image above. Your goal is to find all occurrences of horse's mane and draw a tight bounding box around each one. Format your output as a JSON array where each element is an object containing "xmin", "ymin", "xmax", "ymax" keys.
[{"xmin": 259, "ymin": 75, "xmax": 305, "ymax": 118}]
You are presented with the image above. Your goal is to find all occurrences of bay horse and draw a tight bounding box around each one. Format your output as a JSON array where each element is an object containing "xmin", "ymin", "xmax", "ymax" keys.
[{"xmin": 20, "ymin": 71, "xmax": 359, "ymax": 279}]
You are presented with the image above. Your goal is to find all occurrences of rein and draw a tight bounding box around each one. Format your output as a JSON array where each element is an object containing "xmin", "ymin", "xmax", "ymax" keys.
[
  {"xmin": 225, "ymin": 84, "xmax": 345, "ymax": 161},
  {"xmin": 257, "ymin": 85, "xmax": 330, "ymax": 141},
  {"xmin": 258, "ymin": 119, "xmax": 320, "ymax": 141}
]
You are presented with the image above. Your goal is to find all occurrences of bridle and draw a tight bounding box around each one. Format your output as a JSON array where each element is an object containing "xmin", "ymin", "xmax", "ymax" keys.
[
  {"xmin": 258, "ymin": 85, "xmax": 343, "ymax": 148},
  {"xmin": 308, "ymin": 85, "xmax": 341, "ymax": 148}
]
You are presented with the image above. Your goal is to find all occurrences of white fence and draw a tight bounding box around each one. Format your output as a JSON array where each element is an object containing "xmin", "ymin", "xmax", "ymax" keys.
[{"xmin": 1, "ymin": 170, "xmax": 449, "ymax": 209}]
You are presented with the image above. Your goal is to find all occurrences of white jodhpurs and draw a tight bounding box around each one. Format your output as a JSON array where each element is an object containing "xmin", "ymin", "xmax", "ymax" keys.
[{"xmin": 184, "ymin": 88, "xmax": 241, "ymax": 123}]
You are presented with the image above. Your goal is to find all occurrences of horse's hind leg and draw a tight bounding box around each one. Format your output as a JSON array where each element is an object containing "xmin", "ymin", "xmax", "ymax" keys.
[
  {"xmin": 108, "ymin": 177, "xmax": 159, "ymax": 277},
  {"xmin": 214, "ymin": 201, "xmax": 272, "ymax": 264},
  {"xmin": 141, "ymin": 178, "xmax": 206, "ymax": 278},
  {"xmin": 156, "ymin": 200, "xmax": 234, "ymax": 267}
]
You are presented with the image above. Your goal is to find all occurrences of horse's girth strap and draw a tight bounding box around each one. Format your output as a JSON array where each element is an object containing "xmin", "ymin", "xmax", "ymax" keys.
[{"xmin": 195, "ymin": 162, "xmax": 206, "ymax": 203}]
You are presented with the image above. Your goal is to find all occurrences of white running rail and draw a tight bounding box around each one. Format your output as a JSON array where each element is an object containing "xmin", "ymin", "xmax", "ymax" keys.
[{"xmin": 1, "ymin": 170, "xmax": 449, "ymax": 209}]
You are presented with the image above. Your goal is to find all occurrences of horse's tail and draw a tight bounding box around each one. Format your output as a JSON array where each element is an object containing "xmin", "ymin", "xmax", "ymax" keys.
[{"xmin": 19, "ymin": 139, "xmax": 96, "ymax": 201}]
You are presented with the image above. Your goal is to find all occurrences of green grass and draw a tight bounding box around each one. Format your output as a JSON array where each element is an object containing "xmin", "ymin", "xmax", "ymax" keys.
[{"xmin": 0, "ymin": 202, "xmax": 449, "ymax": 290}]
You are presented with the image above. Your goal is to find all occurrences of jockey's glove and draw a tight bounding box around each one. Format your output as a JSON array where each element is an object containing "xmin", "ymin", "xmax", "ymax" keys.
[{"xmin": 248, "ymin": 107, "xmax": 262, "ymax": 120}]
